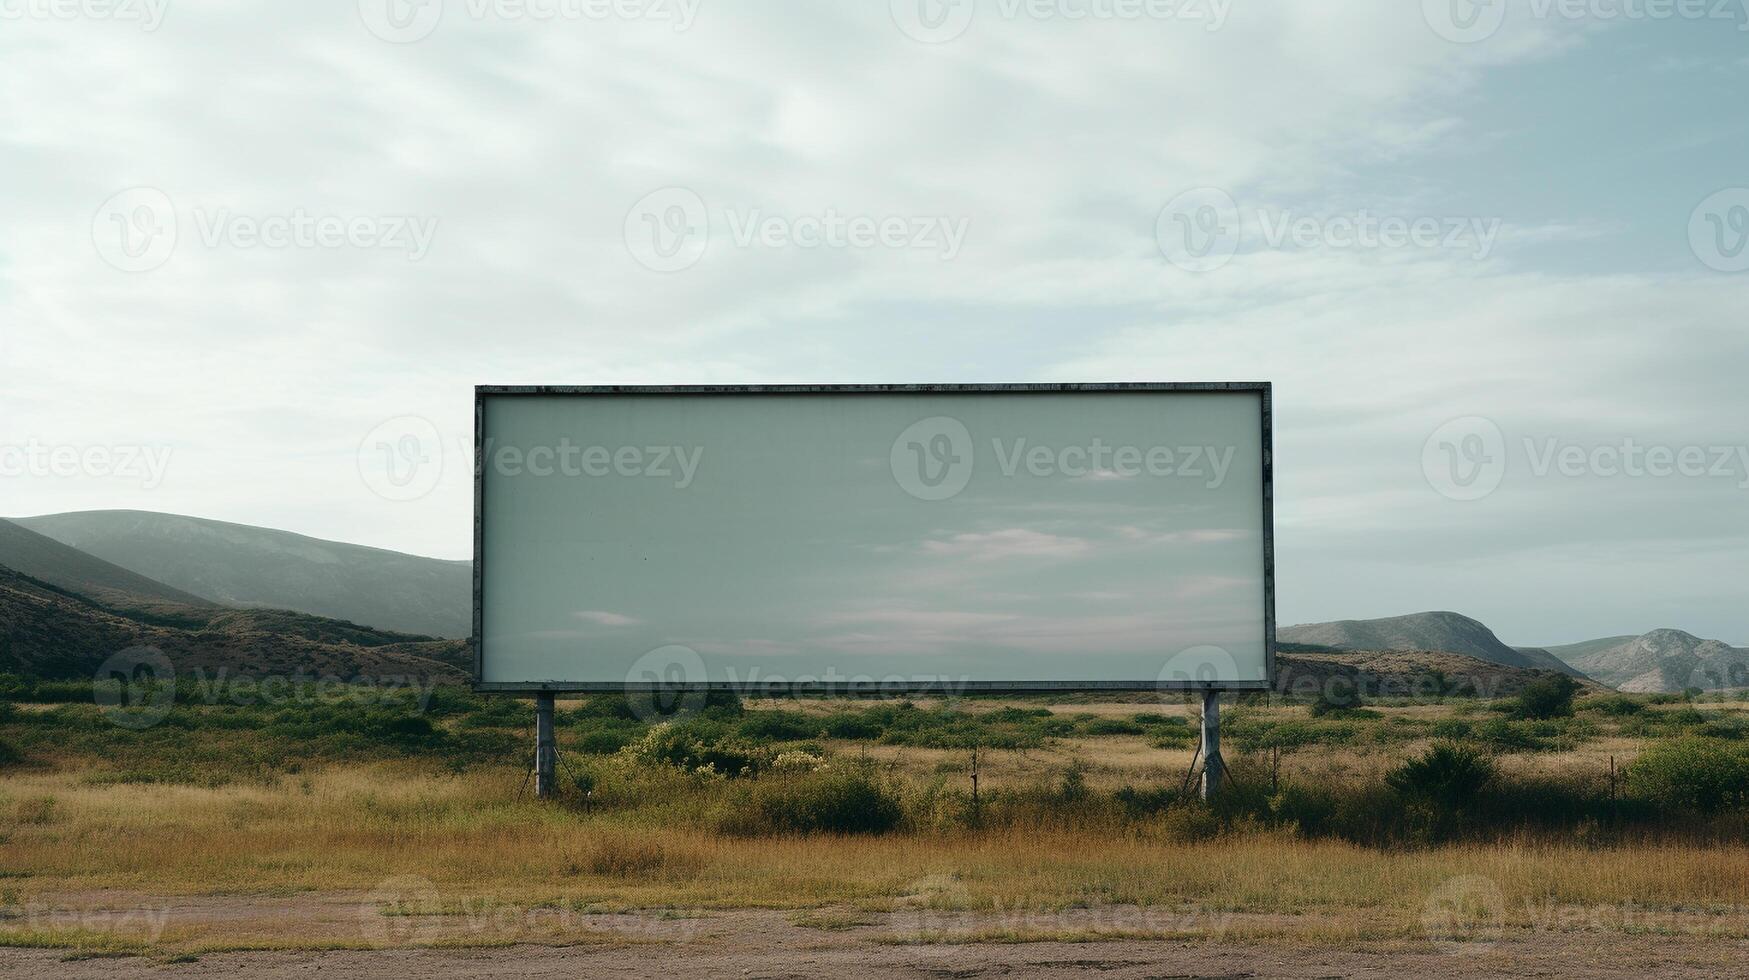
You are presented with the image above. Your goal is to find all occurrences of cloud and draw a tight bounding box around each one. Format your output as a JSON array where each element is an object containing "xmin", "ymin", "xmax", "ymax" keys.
[
  {"xmin": 919, "ymin": 528, "xmax": 1093, "ymax": 562},
  {"xmin": 573, "ymin": 610, "xmax": 643, "ymax": 627}
]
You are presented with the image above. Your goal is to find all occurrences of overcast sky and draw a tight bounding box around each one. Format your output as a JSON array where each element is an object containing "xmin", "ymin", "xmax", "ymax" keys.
[{"xmin": 3, "ymin": 0, "xmax": 1746, "ymax": 646}]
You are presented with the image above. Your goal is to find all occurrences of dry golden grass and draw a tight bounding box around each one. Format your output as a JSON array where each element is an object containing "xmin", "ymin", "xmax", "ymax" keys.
[
  {"xmin": 6, "ymin": 693, "xmax": 1749, "ymax": 957},
  {"xmin": 5, "ymin": 759, "xmax": 1749, "ymax": 951}
]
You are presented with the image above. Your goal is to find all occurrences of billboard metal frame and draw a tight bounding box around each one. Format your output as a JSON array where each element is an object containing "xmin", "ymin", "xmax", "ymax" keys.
[{"xmin": 473, "ymin": 383, "xmax": 1275, "ymax": 695}]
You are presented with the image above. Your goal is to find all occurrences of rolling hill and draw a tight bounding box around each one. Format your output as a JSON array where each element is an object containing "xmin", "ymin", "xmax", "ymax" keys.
[
  {"xmin": 15, "ymin": 510, "xmax": 470, "ymax": 638},
  {"xmin": 0, "ymin": 561, "xmax": 468, "ymax": 681},
  {"xmin": 1275, "ymin": 648, "xmax": 1589, "ymax": 699},
  {"xmin": 1278, "ymin": 611, "xmax": 1589, "ymax": 679},
  {"xmin": 1533, "ymin": 630, "xmax": 1749, "ymax": 693},
  {"xmin": 0, "ymin": 518, "xmax": 214, "ymax": 611}
]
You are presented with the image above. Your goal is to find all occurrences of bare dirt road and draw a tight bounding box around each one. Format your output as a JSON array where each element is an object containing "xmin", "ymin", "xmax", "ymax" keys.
[{"xmin": 3, "ymin": 897, "xmax": 1748, "ymax": 979}]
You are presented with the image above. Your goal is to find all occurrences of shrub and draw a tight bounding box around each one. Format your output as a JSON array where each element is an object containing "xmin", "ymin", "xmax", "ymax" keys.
[
  {"xmin": 1474, "ymin": 717, "xmax": 1548, "ymax": 751},
  {"xmin": 1309, "ymin": 686, "xmax": 1364, "ymax": 717},
  {"xmin": 728, "ymin": 764, "xmax": 902, "ymax": 835},
  {"xmin": 736, "ymin": 711, "xmax": 821, "ymax": 742},
  {"xmin": 1114, "ymin": 784, "xmax": 1177, "ymax": 817},
  {"xmin": 1083, "ymin": 718, "xmax": 1146, "ymax": 736},
  {"xmin": 1585, "ymin": 695, "xmax": 1644, "ymax": 717},
  {"xmin": 622, "ymin": 722, "xmax": 769, "ymax": 777},
  {"xmin": 1430, "ymin": 719, "xmax": 1473, "ymax": 740},
  {"xmin": 1628, "ymin": 738, "xmax": 1749, "ymax": 813},
  {"xmin": 1387, "ymin": 742, "xmax": 1495, "ymax": 810},
  {"xmin": 821, "ymin": 713, "xmax": 881, "ymax": 740},
  {"xmin": 1159, "ymin": 803, "xmax": 1221, "ymax": 841},
  {"xmin": 0, "ymin": 737, "xmax": 22, "ymax": 768},
  {"xmin": 1269, "ymin": 781, "xmax": 1338, "ymax": 834},
  {"xmin": 578, "ymin": 729, "xmax": 634, "ymax": 755},
  {"xmin": 1056, "ymin": 760, "xmax": 1090, "ymax": 802},
  {"xmin": 1512, "ymin": 675, "xmax": 1580, "ymax": 720}
]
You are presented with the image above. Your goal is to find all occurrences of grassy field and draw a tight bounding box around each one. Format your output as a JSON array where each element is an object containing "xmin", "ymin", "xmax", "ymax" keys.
[{"xmin": 5, "ymin": 678, "xmax": 1749, "ymax": 959}]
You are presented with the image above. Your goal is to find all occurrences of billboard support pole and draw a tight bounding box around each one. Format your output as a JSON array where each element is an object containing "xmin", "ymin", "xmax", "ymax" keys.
[
  {"xmin": 1200, "ymin": 690, "xmax": 1223, "ymax": 799},
  {"xmin": 535, "ymin": 692, "xmax": 556, "ymax": 799}
]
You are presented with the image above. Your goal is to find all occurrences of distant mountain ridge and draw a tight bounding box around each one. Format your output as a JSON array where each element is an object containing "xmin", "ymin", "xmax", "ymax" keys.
[
  {"xmin": 1278, "ymin": 611, "xmax": 1588, "ymax": 679},
  {"xmin": 1532, "ymin": 630, "xmax": 1749, "ymax": 693},
  {"xmin": 15, "ymin": 510, "xmax": 470, "ymax": 639}
]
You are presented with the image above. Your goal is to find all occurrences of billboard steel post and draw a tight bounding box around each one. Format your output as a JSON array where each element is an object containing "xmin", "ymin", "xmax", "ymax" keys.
[
  {"xmin": 534, "ymin": 692, "xmax": 556, "ymax": 800},
  {"xmin": 1200, "ymin": 690, "xmax": 1223, "ymax": 800}
]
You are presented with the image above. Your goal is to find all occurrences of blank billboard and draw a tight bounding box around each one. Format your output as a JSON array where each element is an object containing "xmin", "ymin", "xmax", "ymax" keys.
[{"xmin": 475, "ymin": 384, "xmax": 1273, "ymax": 693}]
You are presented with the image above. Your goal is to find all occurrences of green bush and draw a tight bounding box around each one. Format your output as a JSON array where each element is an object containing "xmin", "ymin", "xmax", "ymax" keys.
[
  {"xmin": 1083, "ymin": 718, "xmax": 1146, "ymax": 736},
  {"xmin": 820, "ymin": 713, "xmax": 881, "ymax": 740},
  {"xmin": 1114, "ymin": 784, "xmax": 1177, "ymax": 817},
  {"xmin": 1269, "ymin": 781, "xmax": 1339, "ymax": 833},
  {"xmin": 730, "ymin": 764, "xmax": 902, "ymax": 835},
  {"xmin": 735, "ymin": 711, "xmax": 821, "ymax": 742},
  {"xmin": 1585, "ymin": 695, "xmax": 1644, "ymax": 717},
  {"xmin": 1474, "ymin": 717, "xmax": 1549, "ymax": 751},
  {"xmin": 1387, "ymin": 742, "xmax": 1495, "ymax": 809},
  {"xmin": 1628, "ymin": 738, "xmax": 1749, "ymax": 813},
  {"xmin": 1430, "ymin": 719, "xmax": 1473, "ymax": 740},
  {"xmin": 623, "ymin": 722, "xmax": 769, "ymax": 777},
  {"xmin": 1308, "ymin": 687, "xmax": 1365, "ymax": 717},
  {"xmin": 1512, "ymin": 675, "xmax": 1580, "ymax": 720},
  {"xmin": 577, "ymin": 729, "xmax": 634, "ymax": 755}
]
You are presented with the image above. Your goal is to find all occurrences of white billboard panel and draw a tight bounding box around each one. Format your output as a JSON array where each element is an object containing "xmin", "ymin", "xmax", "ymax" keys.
[{"xmin": 475, "ymin": 384, "xmax": 1273, "ymax": 693}]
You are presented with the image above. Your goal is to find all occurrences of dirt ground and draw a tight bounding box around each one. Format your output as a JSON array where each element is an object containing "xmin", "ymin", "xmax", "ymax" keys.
[{"xmin": 3, "ymin": 896, "xmax": 1747, "ymax": 979}]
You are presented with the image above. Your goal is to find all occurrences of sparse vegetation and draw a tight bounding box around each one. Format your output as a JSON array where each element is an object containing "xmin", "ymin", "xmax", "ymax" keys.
[{"xmin": 5, "ymin": 684, "xmax": 1749, "ymax": 956}]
